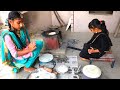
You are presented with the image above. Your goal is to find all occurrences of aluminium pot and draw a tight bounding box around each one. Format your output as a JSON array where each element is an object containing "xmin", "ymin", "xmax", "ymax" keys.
[
  {"xmin": 39, "ymin": 53, "xmax": 56, "ymax": 69},
  {"xmin": 81, "ymin": 65, "xmax": 102, "ymax": 79}
]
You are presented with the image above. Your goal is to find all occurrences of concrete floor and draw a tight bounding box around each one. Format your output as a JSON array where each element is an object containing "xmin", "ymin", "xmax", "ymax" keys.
[
  {"xmin": 62, "ymin": 31, "xmax": 120, "ymax": 79},
  {"xmin": 1, "ymin": 27, "xmax": 120, "ymax": 79}
]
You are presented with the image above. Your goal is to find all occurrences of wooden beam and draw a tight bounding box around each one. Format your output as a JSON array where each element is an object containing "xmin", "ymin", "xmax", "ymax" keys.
[{"xmin": 114, "ymin": 18, "xmax": 120, "ymax": 37}]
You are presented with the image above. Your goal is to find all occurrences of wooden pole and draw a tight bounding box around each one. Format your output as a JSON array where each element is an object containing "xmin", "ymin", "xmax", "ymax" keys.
[{"xmin": 114, "ymin": 18, "xmax": 120, "ymax": 37}]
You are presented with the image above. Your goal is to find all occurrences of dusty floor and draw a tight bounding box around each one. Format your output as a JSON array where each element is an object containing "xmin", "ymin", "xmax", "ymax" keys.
[{"xmin": 0, "ymin": 27, "xmax": 120, "ymax": 79}]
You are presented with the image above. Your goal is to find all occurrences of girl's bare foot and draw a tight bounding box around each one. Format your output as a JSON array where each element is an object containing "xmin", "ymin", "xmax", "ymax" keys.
[
  {"xmin": 52, "ymin": 71, "xmax": 58, "ymax": 75},
  {"xmin": 39, "ymin": 66, "xmax": 52, "ymax": 72},
  {"xmin": 24, "ymin": 67, "xmax": 36, "ymax": 73},
  {"xmin": 80, "ymin": 57, "xmax": 89, "ymax": 61}
]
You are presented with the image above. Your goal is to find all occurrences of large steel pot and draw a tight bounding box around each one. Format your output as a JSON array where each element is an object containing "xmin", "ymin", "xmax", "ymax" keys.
[
  {"xmin": 81, "ymin": 65, "xmax": 102, "ymax": 79},
  {"xmin": 39, "ymin": 53, "xmax": 56, "ymax": 69}
]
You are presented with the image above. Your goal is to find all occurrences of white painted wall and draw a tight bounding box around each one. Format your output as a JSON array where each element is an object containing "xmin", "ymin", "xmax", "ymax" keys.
[
  {"xmin": 0, "ymin": 11, "xmax": 52, "ymax": 33},
  {"xmin": 51, "ymin": 11, "xmax": 73, "ymax": 26},
  {"xmin": 0, "ymin": 11, "xmax": 120, "ymax": 33},
  {"xmin": 74, "ymin": 11, "xmax": 120, "ymax": 33},
  {"xmin": 23, "ymin": 11, "xmax": 71, "ymax": 31},
  {"xmin": 0, "ymin": 11, "xmax": 10, "ymax": 25},
  {"xmin": 23, "ymin": 11, "xmax": 52, "ymax": 33}
]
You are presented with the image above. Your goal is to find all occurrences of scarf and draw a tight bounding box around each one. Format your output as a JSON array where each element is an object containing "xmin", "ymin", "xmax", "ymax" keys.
[{"xmin": 1, "ymin": 28, "xmax": 30, "ymax": 64}]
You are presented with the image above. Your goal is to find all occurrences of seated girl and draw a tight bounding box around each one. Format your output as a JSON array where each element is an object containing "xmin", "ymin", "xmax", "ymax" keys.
[
  {"xmin": 1, "ymin": 11, "xmax": 44, "ymax": 73},
  {"xmin": 79, "ymin": 19, "xmax": 113, "ymax": 60}
]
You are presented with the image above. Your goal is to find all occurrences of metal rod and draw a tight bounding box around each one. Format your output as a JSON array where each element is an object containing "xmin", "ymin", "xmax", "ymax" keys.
[{"xmin": 67, "ymin": 46, "xmax": 82, "ymax": 51}]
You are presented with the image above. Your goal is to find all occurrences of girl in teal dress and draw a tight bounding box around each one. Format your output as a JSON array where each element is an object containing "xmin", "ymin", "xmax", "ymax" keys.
[{"xmin": 1, "ymin": 11, "xmax": 44, "ymax": 73}]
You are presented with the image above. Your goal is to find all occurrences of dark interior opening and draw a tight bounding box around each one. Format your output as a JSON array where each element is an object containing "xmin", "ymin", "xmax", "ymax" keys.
[{"xmin": 89, "ymin": 11, "xmax": 113, "ymax": 15}]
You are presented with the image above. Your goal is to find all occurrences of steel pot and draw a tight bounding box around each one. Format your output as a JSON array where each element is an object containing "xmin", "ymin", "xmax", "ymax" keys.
[
  {"xmin": 39, "ymin": 53, "xmax": 56, "ymax": 69},
  {"xmin": 81, "ymin": 65, "xmax": 102, "ymax": 79}
]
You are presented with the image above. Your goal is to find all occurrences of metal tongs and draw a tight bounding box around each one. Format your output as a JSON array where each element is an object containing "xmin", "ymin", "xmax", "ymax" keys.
[{"xmin": 75, "ymin": 65, "xmax": 82, "ymax": 74}]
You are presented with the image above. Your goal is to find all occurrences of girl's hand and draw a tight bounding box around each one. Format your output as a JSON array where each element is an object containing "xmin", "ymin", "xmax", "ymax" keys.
[
  {"xmin": 28, "ymin": 42, "xmax": 36, "ymax": 52},
  {"xmin": 88, "ymin": 47, "xmax": 94, "ymax": 54},
  {"xmin": 28, "ymin": 42, "xmax": 36, "ymax": 47},
  {"xmin": 88, "ymin": 47, "xmax": 100, "ymax": 54}
]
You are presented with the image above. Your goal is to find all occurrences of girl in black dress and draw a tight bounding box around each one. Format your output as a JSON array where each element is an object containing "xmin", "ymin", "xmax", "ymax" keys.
[{"xmin": 79, "ymin": 19, "xmax": 113, "ymax": 60}]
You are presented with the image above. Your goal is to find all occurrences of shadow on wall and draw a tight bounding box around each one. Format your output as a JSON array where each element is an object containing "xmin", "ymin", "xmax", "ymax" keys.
[
  {"xmin": 23, "ymin": 11, "xmax": 52, "ymax": 34},
  {"xmin": 23, "ymin": 11, "xmax": 38, "ymax": 28}
]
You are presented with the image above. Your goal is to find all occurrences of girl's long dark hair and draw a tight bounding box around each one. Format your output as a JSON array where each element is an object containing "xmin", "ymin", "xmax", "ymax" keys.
[
  {"xmin": 8, "ymin": 11, "xmax": 26, "ymax": 48},
  {"xmin": 88, "ymin": 19, "xmax": 109, "ymax": 35},
  {"xmin": 88, "ymin": 18, "xmax": 113, "ymax": 47}
]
